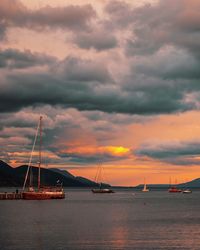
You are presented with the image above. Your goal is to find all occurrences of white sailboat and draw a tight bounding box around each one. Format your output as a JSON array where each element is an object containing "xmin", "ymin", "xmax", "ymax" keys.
[{"xmin": 142, "ymin": 179, "xmax": 149, "ymax": 192}]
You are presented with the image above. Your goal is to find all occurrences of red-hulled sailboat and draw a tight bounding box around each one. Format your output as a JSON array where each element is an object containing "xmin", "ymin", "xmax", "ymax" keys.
[
  {"xmin": 22, "ymin": 116, "xmax": 65, "ymax": 200},
  {"xmin": 168, "ymin": 186, "xmax": 182, "ymax": 193}
]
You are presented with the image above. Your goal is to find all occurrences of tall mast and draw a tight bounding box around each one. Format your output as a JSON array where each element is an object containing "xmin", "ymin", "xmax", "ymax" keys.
[
  {"xmin": 38, "ymin": 116, "xmax": 42, "ymax": 190},
  {"xmin": 23, "ymin": 117, "xmax": 40, "ymax": 191},
  {"xmin": 144, "ymin": 178, "xmax": 146, "ymax": 189}
]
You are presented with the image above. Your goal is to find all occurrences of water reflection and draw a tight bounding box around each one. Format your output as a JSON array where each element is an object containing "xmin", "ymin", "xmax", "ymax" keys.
[
  {"xmin": 0, "ymin": 190, "xmax": 200, "ymax": 249},
  {"xmin": 110, "ymin": 226, "xmax": 128, "ymax": 249}
]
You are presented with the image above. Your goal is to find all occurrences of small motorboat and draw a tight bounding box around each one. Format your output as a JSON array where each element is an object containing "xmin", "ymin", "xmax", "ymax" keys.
[
  {"xmin": 92, "ymin": 188, "xmax": 114, "ymax": 193},
  {"xmin": 182, "ymin": 189, "xmax": 192, "ymax": 194}
]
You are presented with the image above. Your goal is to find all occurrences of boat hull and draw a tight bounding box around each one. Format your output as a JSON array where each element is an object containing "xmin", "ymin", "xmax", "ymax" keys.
[
  {"xmin": 182, "ymin": 190, "xmax": 192, "ymax": 194},
  {"xmin": 168, "ymin": 187, "xmax": 182, "ymax": 193},
  {"xmin": 91, "ymin": 189, "xmax": 114, "ymax": 193},
  {"xmin": 22, "ymin": 191, "xmax": 65, "ymax": 200},
  {"xmin": 169, "ymin": 190, "xmax": 182, "ymax": 193}
]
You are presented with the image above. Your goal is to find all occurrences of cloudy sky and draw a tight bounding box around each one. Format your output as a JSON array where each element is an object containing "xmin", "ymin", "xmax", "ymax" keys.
[{"xmin": 1, "ymin": 0, "xmax": 200, "ymax": 185}]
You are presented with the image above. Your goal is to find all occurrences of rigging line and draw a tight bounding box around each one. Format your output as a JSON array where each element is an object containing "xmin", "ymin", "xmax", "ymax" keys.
[
  {"xmin": 29, "ymin": 163, "xmax": 33, "ymax": 187},
  {"xmin": 38, "ymin": 116, "xmax": 42, "ymax": 190},
  {"xmin": 23, "ymin": 119, "xmax": 40, "ymax": 190},
  {"xmin": 94, "ymin": 163, "xmax": 99, "ymax": 183},
  {"xmin": 99, "ymin": 162, "xmax": 103, "ymax": 188},
  {"xmin": 94, "ymin": 161, "xmax": 101, "ymax": 183},
  {"xmin": 96, "ymin": 161, "xmax": 102, "ymax": 184},
  {"xmin": 99, "ymin": 161, "xmax": 103, "ymax": 183},
  {"xmin": 101, "ymin": 163, "xmax": 108, "ymax": 184}
]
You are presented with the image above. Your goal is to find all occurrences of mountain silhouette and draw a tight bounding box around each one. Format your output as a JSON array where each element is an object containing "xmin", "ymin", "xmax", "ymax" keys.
[{"xmin": 0, "ymin": 160, "xmax": 110, "ymax": 188}]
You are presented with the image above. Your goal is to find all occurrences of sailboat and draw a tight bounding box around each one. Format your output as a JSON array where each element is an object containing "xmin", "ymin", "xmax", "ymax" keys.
[
  {"xmin": 142, "ymin": 179, "xmax": 149, "ymax": 192},
  {"xmin": 91, "ymin": 162, "xmax": 114, "ymax": 193},
  {"xmin": 22, "ymin": 116, "xmax": 65, "ymax": 200},
  {"xmin": 168, "ymin": 186, "xmax": 182, "ymax": 193}
]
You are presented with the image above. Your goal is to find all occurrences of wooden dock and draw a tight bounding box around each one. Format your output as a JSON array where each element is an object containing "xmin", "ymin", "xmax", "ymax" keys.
[{"xmin": 0, "ymin": 192, "xmax": 23, "ymax": 200}]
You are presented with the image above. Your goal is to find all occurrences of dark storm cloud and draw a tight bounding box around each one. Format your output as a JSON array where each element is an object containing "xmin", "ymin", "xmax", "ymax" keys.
[
  {"xmin": 124, "ymin": 0, "xmax": 200, "ymax": 57},
  {"xmin": 1, "ymin": 0, "xmax": 200, "ymax": 116},
  {"xmin": 0, "ymin": 54, "xmax": 198, "ymax": 115},
  {"xmin": 123, "ymin": 74, "xmax": 197, "ymax": 113},
  {"xmin": 0, "ymin": 55, "xmax": 116, "ymax": 113},
  {"xmin": 0, "ymin": 0, "xmax": 96, "ymax": 36},
  {"xmin": 135, "ymin": 140, "xmax": 200, "ymax": 165},
  {"xmin": 0, "ymin": 72, "xmax": 194, "ymax": 115},
  {"xmin": 0, "ymin": 49, "xmax": 56, "ymax": 68}
]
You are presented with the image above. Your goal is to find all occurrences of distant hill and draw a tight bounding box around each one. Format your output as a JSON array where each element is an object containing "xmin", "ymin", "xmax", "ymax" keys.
[
  {"xmin": 0, "ymin": 160, "xmax": 110, "ymax": 188},
  {"xmin": 0, "ymin": 160, "xmax": 22, "ymax": 186},
  {"xmin": 177, "ymin": 178, "xmax": 200, "ymax": 189},
  {"xmin": 51, "ymin": 168, "xmax": 99, "ymax": 186}
]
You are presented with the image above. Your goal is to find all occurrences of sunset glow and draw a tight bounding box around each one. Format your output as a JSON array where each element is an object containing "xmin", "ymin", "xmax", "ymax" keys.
[{"xmin": 63, "ymin": 145, "xmax": 130, "ymax": 156}]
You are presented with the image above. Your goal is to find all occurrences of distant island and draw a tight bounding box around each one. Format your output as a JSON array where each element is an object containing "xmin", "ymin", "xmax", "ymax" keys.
[
  {"xmin": 112, "ymin": 180, "xmax": 200, "ymax": 190},
  {"xmin": 133, "ymin": 180, "xmax": 200, "ymax": 190},
  {"xmin": 0, "ymin": 160, "xmax": 110, "ymax": 188}
]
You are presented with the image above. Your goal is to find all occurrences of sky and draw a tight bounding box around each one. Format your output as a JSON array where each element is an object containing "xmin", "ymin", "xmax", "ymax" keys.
[{"xmin": 1, "ymin": 0, "xmax": 200, "ymax": 186}]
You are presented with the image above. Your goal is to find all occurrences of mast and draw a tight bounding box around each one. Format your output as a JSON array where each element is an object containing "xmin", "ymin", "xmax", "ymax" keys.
[
  {"xmin": 99, "ymin": 163, "xmax": 102, "ymax": 189},
  {"xmin": 143, "ymin": 178, "xmax": 146, "ymax": 190},
  {"xmin": 38, "ymin": 116, "xmax": 42, "ymax": 190},
  {"xmin": 96, "ymin": 162, "xmax": 102, "ymax": 189},
  {"xmin": 23, "ymin": 118, "xmax": 40, "ymax": 191}
]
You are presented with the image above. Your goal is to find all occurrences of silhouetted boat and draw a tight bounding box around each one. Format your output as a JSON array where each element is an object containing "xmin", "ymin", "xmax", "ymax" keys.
[
  {"xmin": 91, "ymin": 188, "xmax": 114, "ymax": 193},
  {"xmin": 22, "ymin": 116, "xmax": 65, "ymax": 200},
  {"xmin": 91, "ymin": 162, "xmax": 114, "ymax": 194}
]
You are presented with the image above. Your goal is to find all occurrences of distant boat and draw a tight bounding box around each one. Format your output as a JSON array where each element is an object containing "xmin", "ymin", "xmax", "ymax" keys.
[
  {"xmin": 91, "ymin": 188, "xmax": 114, "ymax": 194},
  {"xmin": 22, "ymin": 116, "xmax": 65, "ymax": 200},
  {"xmin": 142, "ymin": 179, "xmax": 149, "ymax": 192},
  {"xmin": 91, "ymin": 162, "xmax": 114, "ymax": 194},
  {"xmin": 168, "ymin": 186, "xmax": 182, "ymax": 193},
  {"xmin": 182, "ymin": 189, "xmax": 192, "ymax": 194}
]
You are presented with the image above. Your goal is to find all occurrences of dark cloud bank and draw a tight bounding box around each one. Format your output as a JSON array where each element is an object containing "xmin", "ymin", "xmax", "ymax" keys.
[
  {"xmin": 136, "ymin": 141, "xmax": 200, "ymax": 166},
  {"xmin": 1, "ymin": 0, "xmax": 200, "ymax": 165},
  {"xmin": 0, "ymin": 0, "xmax": 200, "ymax": 116}
]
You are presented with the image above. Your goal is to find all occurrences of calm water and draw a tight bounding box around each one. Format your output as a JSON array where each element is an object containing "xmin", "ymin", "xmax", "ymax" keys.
[{"xmin": 0, "ymin": 188, "xmax": 200, "ymax": 250}]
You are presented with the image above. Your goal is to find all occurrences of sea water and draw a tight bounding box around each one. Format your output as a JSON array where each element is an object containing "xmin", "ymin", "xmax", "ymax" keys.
[{"xmin": 0, "ymin": 188, "xmax": 200, "ymax": 250}]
